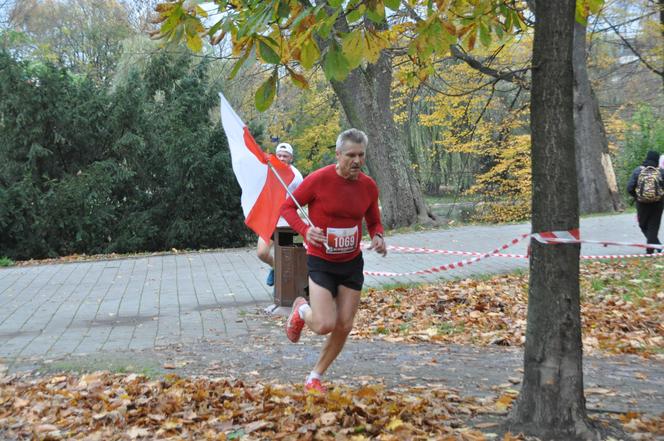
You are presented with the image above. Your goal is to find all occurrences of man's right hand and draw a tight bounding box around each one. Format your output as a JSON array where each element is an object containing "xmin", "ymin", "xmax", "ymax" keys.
[{"xmin": 306, "ymin": 226, "xmax": 326, "ymax": 247}]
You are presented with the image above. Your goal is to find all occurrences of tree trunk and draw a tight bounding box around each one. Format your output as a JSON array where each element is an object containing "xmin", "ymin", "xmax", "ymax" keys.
[
  {"xmin": 426, "ymin": 144, "xmax": 443, "ymax": 195},
  {"xmin": 573, "ymin": 22, "xmax": 622, "ymax": 214},
  {"xmin": 507, "ymin": 2, "xmax": 599, "ymax": 439},
  {"xmin": 329, "ymin": 52, "xmax": 434, "ymax": 228}
]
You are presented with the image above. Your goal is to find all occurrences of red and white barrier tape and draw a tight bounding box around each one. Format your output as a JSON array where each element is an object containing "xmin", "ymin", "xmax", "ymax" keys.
[
  {"xmin": 362, "ymin": 234, "xmax": 530, "ymax": 277},
  {"xmin": 532, "ymin": 229, "xmax": 664, "ymax": 251},
  {"xmin": 581, "ymin": 252, "xmax": 664, "ymax": 260},
  {"xmin": 363, "ymin": 229, "xmax": 664, "ymax": 277},
  {"xmin": 378, "ymin": 245, "xmax": 525, "ymax": 259}
]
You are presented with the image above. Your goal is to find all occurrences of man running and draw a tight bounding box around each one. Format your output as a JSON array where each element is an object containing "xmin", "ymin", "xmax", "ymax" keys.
[
  {"xmin": 258, "ymin": 142, "xmax": 304, "ymax": 285},
  {"xmin": 280, "ymin": 128, "xmax": 387, "ymax": 393}
]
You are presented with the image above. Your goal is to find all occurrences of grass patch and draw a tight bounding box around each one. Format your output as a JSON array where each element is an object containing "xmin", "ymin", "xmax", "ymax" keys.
[
  {"xmin": 373, "ymin": 326, "xmax": 390, "ymax": 335},
  {"xmin": 39, "ymin": 355, "xmax": 162, "ymax": 378},
  {"xmin": 0, "ymin": 257, "xmax": 14, "ymax": 267},
  {"xmin": 590, "ymin": 278, "xmax": 605, "ymax": 292},
  {"xmin": 437, "ymin": 322, "xmax": 465, "ymax": 336},
  {"xmin": 370, "ymin": 281, "xmax": 423, "ymax": 292}
]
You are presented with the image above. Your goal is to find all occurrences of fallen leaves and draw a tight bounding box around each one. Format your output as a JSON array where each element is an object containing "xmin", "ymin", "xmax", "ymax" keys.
[
  {"xmin": 0, "ymin": 370, "xmax": 661, "ymax": 439},
  {"xmin": 352, "ymin": 260, "xmax": 664, "ymax": 358},
  {"xmin": 619, "ymin": 414, "xmax": 664, "ymax": 439},
  {"xmin": 0, "ymin": 371, "xmax": 507, "ymax": 440}
]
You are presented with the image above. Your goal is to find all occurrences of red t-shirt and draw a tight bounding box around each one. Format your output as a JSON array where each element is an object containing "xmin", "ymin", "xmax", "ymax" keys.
[{"xmin": 280, "ymin": 164, "xmax": 384, "ymax": 262}]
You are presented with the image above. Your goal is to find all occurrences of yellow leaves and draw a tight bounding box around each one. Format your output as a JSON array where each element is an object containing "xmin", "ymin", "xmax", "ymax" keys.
[
  {"xmin": 494, "ymin": 394, "xmax": 515, "ymax": 411},
  {"xmin": 620, "ymin": 411, "xmax": 640, "ymax": 423},
  {"xmin": 364, "ymin": 30, "xmax": 389, "ymax": 63},
  {"xmin": 406, "ymin": 56, "xmax": 532, "ymax": 223},
  {"xmin": 299, "ymin": 36, "xmax": 320, "ymax": 69},
  {"xmin": 355, "ymin": 384, "xmax": 383, "ymax": 399},
  {"xmin": 410, "ymin": 16, "xmax": 457, "ymax": 60},
  {"xmin": 365, "ymin": 0, "xmax": 386, "ymax": 23},
  {"xmin": 386, "ymin": 417, "xmax": 404, "ymax": 430},
  {"xmin": 604, "ymin": 112, "xmax": 627, "ymax": 153},
  {"xmin": 576, "ymin": 0, "xmax": 605, "ymax": 25},
  {"xmin": 342, "ymin": 31, "xmax": 365, "ymax": 69}
]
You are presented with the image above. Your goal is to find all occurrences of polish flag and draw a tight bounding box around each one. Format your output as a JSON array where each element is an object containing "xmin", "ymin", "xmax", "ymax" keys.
[{"xmin": 219, "ymin": 93, "xmax": 294, "ymax": 243}]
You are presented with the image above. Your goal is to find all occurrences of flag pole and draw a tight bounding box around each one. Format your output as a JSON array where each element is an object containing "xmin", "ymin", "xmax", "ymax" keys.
[{"xmin": 266, "ymin": 160, "xmax": 330, "ymax": 251}]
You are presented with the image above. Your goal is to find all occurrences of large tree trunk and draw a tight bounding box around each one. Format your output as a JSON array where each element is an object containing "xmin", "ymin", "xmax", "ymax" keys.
[
  {"xmin": 573, "ymin": 22, "xmax": 622, "ymax": 214},
  {"xmin": 329, "ymin": 52, "xmax": 434, "ymax": 228},
  {"xmin": 507, "ymin": 1, "xmax": 598, "ymax": 439}
]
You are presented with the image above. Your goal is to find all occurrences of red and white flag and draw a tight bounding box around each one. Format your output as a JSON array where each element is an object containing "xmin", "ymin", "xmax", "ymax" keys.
[{"xmin": 219, "ymin": 93, "xmax": 294, "ymax": 243}]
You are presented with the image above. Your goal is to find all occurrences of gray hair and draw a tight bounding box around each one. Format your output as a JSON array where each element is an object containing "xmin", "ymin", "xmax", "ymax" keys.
[{"xmin": 335, "ymin": 128, "xmax": 368, "ymax": 151}]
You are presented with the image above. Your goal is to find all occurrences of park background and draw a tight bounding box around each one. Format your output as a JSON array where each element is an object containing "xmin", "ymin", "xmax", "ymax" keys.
[
  {"xmin": 0, "ymin": 0, "xmax": 662, "ymax": 264},
  {"xmin": 0, "ymin": 1, "xmax": 663, "ymax": 440}
]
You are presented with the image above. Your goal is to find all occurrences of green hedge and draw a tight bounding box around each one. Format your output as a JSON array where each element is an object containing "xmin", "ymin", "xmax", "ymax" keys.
[{"xmin": 0, "ymin": 50, "xmax": 251, "ymax": 260}]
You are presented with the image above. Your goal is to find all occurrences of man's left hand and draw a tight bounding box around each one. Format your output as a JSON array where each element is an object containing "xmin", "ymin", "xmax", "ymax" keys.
[{"xmin": 369, "ymin": 235, "xmax": 387, "ymax": 257}]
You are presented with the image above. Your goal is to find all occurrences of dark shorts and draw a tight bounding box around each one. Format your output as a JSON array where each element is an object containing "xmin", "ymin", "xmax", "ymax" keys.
[{"xmin": 307, "ymin": 254, "xmax": 364, "ymax": 297}]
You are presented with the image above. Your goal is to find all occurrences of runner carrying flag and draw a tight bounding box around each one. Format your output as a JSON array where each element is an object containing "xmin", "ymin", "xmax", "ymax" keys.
[{"xmin": 280, "ymin": 128, "xmax": 387, "ymax": 393}]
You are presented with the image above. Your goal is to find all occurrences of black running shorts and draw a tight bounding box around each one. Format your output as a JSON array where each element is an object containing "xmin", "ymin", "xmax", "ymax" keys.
[{"xmin": 307, "ymin": 254, "xmax": 364, "ymax": 297}]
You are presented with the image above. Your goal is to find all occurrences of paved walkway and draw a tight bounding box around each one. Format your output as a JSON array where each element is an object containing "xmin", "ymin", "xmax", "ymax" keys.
[{"xmin": 0, "ymin": 213, "xmax": 654, "ymax": 364}]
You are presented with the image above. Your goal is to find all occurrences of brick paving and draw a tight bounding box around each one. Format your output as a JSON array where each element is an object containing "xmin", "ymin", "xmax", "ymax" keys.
[{"xmin": 0, "ymin": 213, "xmax": 653, "ymax": 364}]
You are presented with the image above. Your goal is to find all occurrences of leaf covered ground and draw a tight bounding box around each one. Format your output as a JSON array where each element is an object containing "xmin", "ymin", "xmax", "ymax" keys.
[
  {"xmin": 0, "ymin": 371, "xmax": 522, "ymax": 440},
  {"xmin": 1, "ymin": 260, "xmax": 662, "ymax": 440},
  {"xmin": 0, "ymin": 371, "xmax": 661, "ymax": 440},
  {"xmin": 352, "ymin": 260, "xmax": 664, "ymax": 359}
]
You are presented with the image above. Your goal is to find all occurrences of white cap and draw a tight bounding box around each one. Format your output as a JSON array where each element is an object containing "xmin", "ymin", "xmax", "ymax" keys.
[{"xmin": 275, "ymin": 142, "xmax": 294, "ymax": 156}]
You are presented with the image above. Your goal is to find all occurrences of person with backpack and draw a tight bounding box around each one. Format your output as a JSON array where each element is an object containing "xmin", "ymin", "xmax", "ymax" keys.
[{"xmin": 627, "ymin": 150, "xmax": 664, "ymax": 254}]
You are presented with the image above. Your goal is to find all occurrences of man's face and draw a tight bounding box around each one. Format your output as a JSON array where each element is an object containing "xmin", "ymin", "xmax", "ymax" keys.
[
  {"xmin": 336, "ymin": 141, "xmax": 366, "ymax": 179},
  {"xmin": 276, "ymin": 151, "xmax": 293, "ymax": 164}
]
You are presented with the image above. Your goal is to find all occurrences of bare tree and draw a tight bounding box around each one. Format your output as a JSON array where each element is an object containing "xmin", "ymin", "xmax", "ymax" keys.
[
  {"xmin": 0, "ymin": 0, "xmax": 17, "ymax": 27},
  {"xmin": 9, "ymin": 0, "xmax": 133, "ymax": 83},
  {"xmin": 120, "ymin": 0, "xmax": 160, "ymax": 32}
]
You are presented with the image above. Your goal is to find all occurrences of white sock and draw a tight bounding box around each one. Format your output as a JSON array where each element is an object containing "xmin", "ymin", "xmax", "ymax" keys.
[
  {"xmin": 306, "ymin": 371, "xmax": 321, "ymax": 383},
  {"xmin": 298, "ymin": 303, "xmax": 311, "ymax": 318}
]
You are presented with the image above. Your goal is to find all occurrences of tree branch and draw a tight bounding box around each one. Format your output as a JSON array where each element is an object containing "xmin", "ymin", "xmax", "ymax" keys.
[
  {"xmin": 449, "ymin": 44, "xmax": 531, "ymax": 89},
  {"xmin": 400, "ymin": 0, "xmax": 423, "ymax": 22},
  {"xmin": 590, "ymin": 11, "xmax": 656, "ymax": 33},
  {"xmin": 423, "ymin": 75, "xmax": 502, "ymax": 97},
  {"xmin": 602, "ymin": 16, "xmax": 663, "ymax": 78}
]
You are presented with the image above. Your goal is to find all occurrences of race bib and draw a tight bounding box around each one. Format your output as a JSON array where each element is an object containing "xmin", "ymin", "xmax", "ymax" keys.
[{"xmin": 326, "ymin": 226, "xmax": 358, "ymax": 254}]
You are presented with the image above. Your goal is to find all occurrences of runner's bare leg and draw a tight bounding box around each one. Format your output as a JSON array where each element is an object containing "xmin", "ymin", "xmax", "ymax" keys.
[
  {"xmin": 301, "ymin": 278, "xmax": 336, "ymax": 334},
  {"xmin": 311, "ymin": 284, "xmax": 361, "ymax": 375},
  {"xmin": 256, "ymin": 237, "xmax": 274, "ymax": 267}
]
